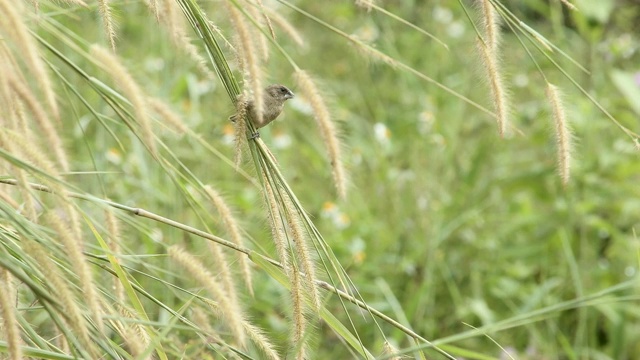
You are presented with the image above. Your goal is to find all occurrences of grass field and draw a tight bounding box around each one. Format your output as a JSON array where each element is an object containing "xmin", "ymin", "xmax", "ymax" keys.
[{"xmin": 0, "ymin": 0, "xmax": 639, "ymax": 359}]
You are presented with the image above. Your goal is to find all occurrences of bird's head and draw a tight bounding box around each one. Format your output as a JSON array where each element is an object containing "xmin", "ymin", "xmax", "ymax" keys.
[{"xmin": 266, "ymin": 84, "xmax": 295, "ymax": 102}]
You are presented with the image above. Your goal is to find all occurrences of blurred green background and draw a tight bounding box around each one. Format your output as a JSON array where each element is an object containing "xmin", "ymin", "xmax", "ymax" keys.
[{"xmin": 10, "ymin": 0, "xmax": 640, "ymax": 358}]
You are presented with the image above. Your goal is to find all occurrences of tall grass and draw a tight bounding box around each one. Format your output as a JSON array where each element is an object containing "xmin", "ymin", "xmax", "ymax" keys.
[{"xmin": 0, "ymin": 0, "xmax": 638, "ymax": 359}]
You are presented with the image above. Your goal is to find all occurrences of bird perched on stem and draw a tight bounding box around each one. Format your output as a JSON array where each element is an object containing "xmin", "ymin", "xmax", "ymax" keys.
[{"xmin": 230, "ymin": 84, "xmax": 295, "ymax": 138}]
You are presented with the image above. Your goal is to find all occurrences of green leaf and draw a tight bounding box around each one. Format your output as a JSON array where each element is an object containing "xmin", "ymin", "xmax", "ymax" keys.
[
  {"xmin": 611, "ymin": 69, "xmax": 640, "ymax": 116},
  {"xmin": 574, "ymin": 0, "xmax": 614, "ymax": 23}
]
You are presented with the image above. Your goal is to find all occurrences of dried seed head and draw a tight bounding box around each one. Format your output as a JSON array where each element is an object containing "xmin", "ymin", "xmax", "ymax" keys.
[
  {"xmin": 546, "ymin": 83, "xmax": 572, "ymax": 186},
  {"xmin": 294, "ymin": 70, "xmax": 348, "ymax": 199}
]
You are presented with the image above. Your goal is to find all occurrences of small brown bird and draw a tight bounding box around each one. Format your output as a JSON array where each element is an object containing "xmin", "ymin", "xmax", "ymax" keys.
[{"xmin": 230, "ymin": 84, "xmax": 295, "ymax": 133}]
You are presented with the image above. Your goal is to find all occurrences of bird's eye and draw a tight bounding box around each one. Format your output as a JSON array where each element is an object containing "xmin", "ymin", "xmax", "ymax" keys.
[{"xmin": 280, "ymin": 87, "xmax": 287, "ymax": 93}]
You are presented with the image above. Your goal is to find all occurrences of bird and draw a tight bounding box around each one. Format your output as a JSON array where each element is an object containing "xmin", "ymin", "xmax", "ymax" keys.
[{"xmin": 230, "ymin": 84, "xmax": 295, "ymax": 138}]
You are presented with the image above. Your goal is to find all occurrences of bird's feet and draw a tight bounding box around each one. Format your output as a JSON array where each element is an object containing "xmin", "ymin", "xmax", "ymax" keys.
[{"xmin": 248, "ymin": 131, "xmax": 260, "ymax": 140}]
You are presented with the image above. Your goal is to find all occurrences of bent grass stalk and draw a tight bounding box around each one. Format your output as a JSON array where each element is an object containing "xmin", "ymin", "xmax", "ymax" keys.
[
  {"xmin": 489, "ymin": 0, "xmax": 639, "ymax": 141},
  {"xmin": 177, "ymin": 0, "xmax": 368, "ymax": 356}
]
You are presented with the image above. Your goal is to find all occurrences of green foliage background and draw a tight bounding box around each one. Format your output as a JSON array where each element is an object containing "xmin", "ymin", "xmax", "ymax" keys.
[{"xmin": 1, "ymin": 0, "xmax": 639, "ymax": 359}]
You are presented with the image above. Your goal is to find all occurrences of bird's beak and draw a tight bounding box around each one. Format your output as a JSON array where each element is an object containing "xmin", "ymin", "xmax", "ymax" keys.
[{"xmin": 285, "ymin": 90, "xmax": 295, "ymax": 100}]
